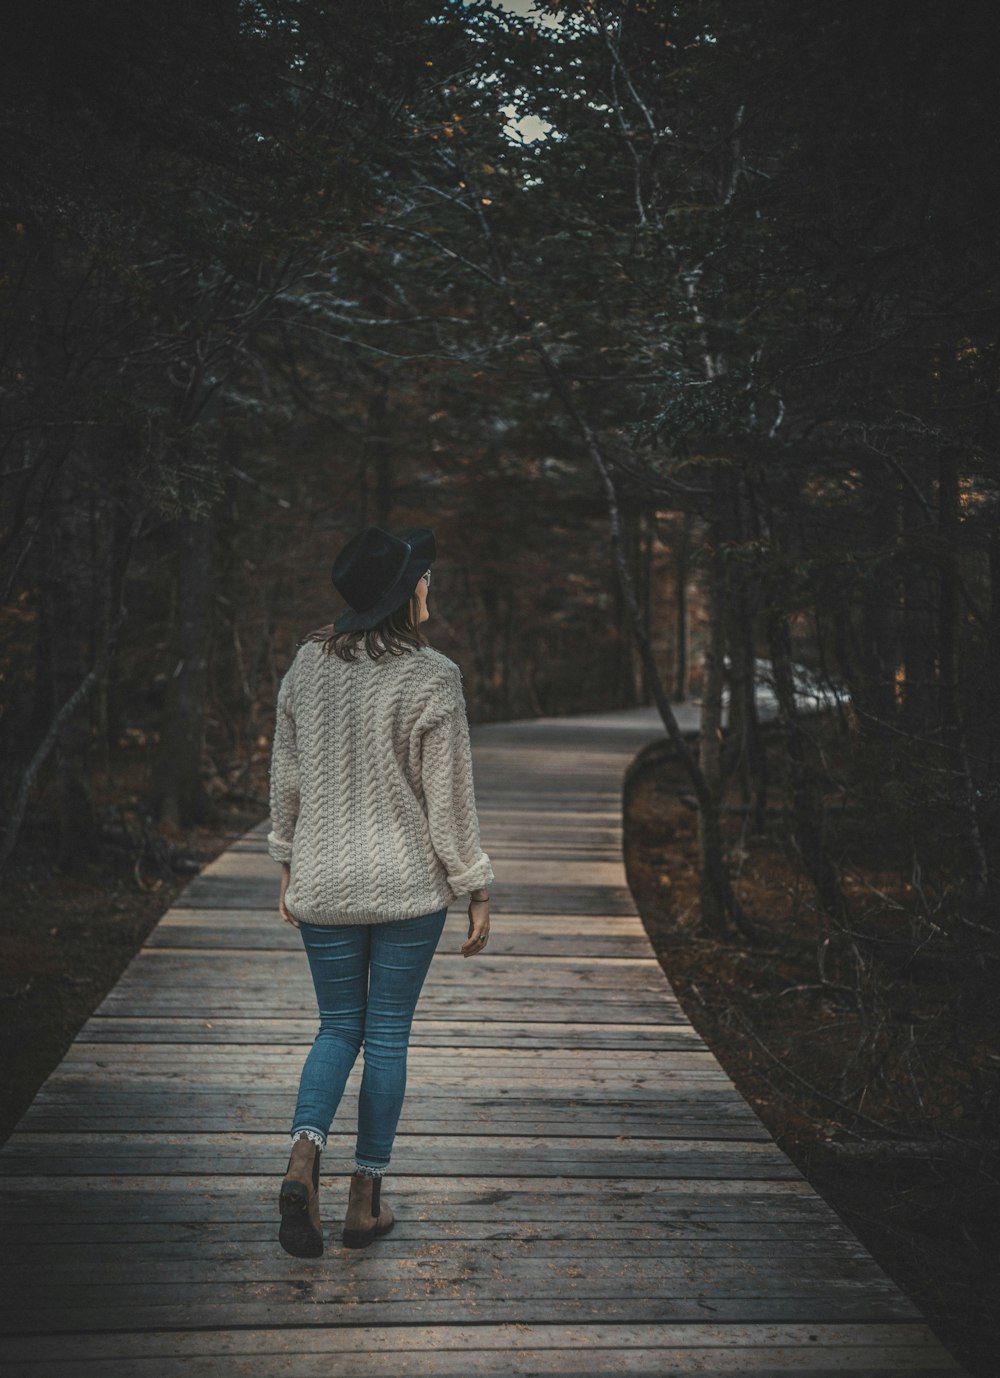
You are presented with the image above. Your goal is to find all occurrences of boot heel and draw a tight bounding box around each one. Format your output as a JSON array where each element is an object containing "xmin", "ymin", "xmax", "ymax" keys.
[
  {"xmin": 279, "ymin": 1185, "xmax": 323, "ymax": 1256},
  {"xmin": 342, "ymin": 1219, "xmax": 394, "ymax": 1248},
  {"xmin": 279, "ymin": 1180, "xmax": 309, "ymax": 1216}
]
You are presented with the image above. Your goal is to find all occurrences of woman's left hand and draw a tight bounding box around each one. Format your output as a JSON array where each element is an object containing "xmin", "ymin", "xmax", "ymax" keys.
[{"xmin": 278, "ymin": 863, "xmax": 299, "ymax": 928}]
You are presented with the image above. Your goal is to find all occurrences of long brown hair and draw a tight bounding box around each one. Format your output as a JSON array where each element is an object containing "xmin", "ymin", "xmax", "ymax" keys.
[{"xmin": 303, "ymin": 586, "xmax": 428, "ymax": 662}]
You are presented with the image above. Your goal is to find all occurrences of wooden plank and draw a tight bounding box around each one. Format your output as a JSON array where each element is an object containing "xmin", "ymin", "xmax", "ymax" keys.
[
  {"xmin": 146, "ymin": 909, "xmax": 651, "ymax": 928},
  {"xmin": 0, "ymin": 1214, "xmax": 858, "ymax": 1240},
  {"xmin": 0, "ymin": 1325, "xmax": 961, "ymax": 1378},
  {"xmin": 16, "ymin": 1086, "xmax": 767, "ymax": 1131},
  {"xmin": 0, "ymin": 1295, "xmax": 925, "ymax": 1336},
  {"xmin": 21, "ymin": 1080, "xmax": 755, "ymax": 1102},
  {"xmin": 149, "ymin": 909, "xmax": 648, "ymax": 929},
  {"xmin": 72, "ymin": 1017, "xmax": 700, "ymax": 1046},
  {"xmin": 0, "ymin": 1317, "xmax": 958, "ymax": 1361},
  {"xmin": 22, "ymin": 1114, "xmax": 765, "ymax": 1138},
  {"xmin": 0, "ymin": 1178, "xmax": 869, "ymax": 1234},
  {"xmin": 43, "ymin": 1088, "xmax": 728, "ymax": 1107},
  {"xmin": 90, "ymin": 1002, "xmax": 692, "ymax": 1024},
  {"xmin": 17, "ymin": 1117, "xmax": 766, "ymax": 1141},
  {"xmin": 1, "ymin": 1234, "xmax": 871, "ymax": 1262},
  {"xmin": 55, "ymin": 1043, "xmax": 716, "ymax": 1065},
  {"xmin": 45, "ymin": 1050, "xmax": 726, "ymax": 1071},
  {"xmin": 147, "ymin": 928, "xmax": 658, "ymax": 956},
  {"xmin": 34, "ymin": 1078, "xmax": 741, "ymax": 1101},
  {"xmin": 0, "ymin": 1251, "xmax": 903, "ymax": 1289},
  {"xmin": 0, "ymin": 1321, "xmax": 956, "ymax": 1360},
  {"xmin": 109, "ymin": 950, "xmax": 670, "ymax": 979},
  {"xmin": 28, "ymin": 1085, "xmax": 749, "ymax": 1108},
  {"xmin": 171, "ymin": 881, "xmax": 641, "ymax": 913},
  {"xmin": 92, "ymin": 990, "xmax": 685, "ymax": 1009},
  {"xmin": 39, "ymin": 1078, "xmax": 735, "ymax": 1098},
  {"xmin": 184, "ymin": 855, "xmax": 634, "ymax": 889},
  {"xmin": 0, "ymin": 1133, "xmax": 803, "ymax": 1177},
  {"xmin": 0, "ymin": 1174, "xmax": 845, "ymax": 1212},
  {"xmin": 6, "ymin": 1120, "xmax": 774, "ymax": 1142},
  {"xmin": 0, "ymin": 1347, "xmax": 961, "ymax": 1375},
  {"xmin": 0, "ymin": 1352, "xmax": 961, "ymax": 1377}
]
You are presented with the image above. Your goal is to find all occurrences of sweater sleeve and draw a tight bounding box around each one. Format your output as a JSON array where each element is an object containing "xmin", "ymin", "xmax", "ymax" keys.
[
  {"xmin": 419, "ymin": 671, "xmax": 494, "ymax": 897},
  {"xmin": 267, "ymin": 667, "xmax": 299, "ymax": 865}
]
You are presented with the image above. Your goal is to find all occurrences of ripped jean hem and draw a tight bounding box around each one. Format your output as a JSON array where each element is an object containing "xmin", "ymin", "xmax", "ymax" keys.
[
  {"xmin": 290, "ymin": 1127, "xmax": 327, "ymax": 1150},
  {"xmin": 290, "ymin": 1129, "xmax": 388, "ymax": 1176},
  {"xmin": 353, "ymin": 1161, "xmax": 389, "ymax": 1177}
]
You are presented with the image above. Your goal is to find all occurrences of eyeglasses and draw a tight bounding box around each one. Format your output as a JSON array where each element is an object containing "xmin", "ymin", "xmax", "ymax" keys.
[{"xmin": 421, "ymin": 569, "xmax": 431, "ymax": 588}]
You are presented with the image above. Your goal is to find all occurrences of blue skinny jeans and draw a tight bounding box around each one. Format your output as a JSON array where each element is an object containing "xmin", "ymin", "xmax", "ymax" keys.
[{"xmin": 289, "ymin": 906, "xmax": 448, "ymax": 1176}]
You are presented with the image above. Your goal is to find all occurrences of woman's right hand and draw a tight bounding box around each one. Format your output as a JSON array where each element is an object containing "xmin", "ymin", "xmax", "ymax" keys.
[
  {"xmin": 461, "ymin": 895, "xmax": 490, "ymax": 957},
  {"xmin": 278, "ymin": 863, "xmax": 299, "ymax": 929}
]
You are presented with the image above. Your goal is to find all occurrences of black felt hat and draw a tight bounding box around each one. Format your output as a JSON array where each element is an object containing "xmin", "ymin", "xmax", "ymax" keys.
[{"xmin": 331, "ymin": 525, "xmax": 436, "ymax": 632}]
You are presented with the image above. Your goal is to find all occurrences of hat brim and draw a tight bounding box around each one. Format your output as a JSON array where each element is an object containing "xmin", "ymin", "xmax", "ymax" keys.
[{"xmin": 333, "ymin": 527, "xmax": 435, "ymax": 632}]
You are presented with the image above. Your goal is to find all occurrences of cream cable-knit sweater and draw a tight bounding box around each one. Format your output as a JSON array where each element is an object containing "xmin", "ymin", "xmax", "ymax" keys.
[{"xmin": 267, "ymin": 639, "xmax": 494, "ymax": 924}]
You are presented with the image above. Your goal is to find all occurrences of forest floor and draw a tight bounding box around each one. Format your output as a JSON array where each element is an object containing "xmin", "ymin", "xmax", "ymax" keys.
[
  {"xmin": 0, "ymin": 767, "xmax": 266, "ymax": 1148},
  {"xmin": 623, "ymin": 729, "xmax": 999, "ymax": 1378}
]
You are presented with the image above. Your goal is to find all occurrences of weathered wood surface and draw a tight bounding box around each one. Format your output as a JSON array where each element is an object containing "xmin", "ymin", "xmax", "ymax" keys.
[{"xmin": 0, "ymin": 705, "xmax": 965, "ymax": 1375}]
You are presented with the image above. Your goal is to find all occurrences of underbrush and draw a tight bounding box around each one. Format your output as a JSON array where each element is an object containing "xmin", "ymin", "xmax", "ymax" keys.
[
  {"xmin": 623, "ymin": 715, "xmax": 1000, "ymax": 1378},
  {"xmin": 0, "ymin": 748, "xmax": 268, "ymax": 1145}
]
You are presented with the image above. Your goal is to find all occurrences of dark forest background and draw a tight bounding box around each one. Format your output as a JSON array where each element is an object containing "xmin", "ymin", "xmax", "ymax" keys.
[
  {"xmin": 3, "ymin": 0, "xmax": 998, "ymax": 879},
  {"xmin": 2, "ymin": 2, "xmax": 1000, "ymax": 1362}
]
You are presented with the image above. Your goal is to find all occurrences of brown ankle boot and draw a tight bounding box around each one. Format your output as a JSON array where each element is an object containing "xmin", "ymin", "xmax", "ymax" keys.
[
  {"xmin": 278, "ymin": 1137, "xmax": 323, "ymax": 1258},
  {"xmin": 342, "ymin": 1170, "xmax": 395, "ymax": 1249}
]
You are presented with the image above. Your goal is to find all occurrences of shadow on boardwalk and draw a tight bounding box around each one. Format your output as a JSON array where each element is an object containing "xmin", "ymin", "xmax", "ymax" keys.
[{"xmin": 0, "ymin": 707, "xmax": 966, "ymax": 1374}]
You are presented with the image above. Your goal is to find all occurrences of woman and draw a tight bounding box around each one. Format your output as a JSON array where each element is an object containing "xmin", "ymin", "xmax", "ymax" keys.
[{"xmin": 267, "ymin": 524, "xmax": 494, "ymax": 1258}]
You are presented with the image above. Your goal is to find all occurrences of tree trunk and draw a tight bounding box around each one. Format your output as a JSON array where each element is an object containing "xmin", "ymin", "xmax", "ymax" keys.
[
  {"xmin": 988, "ymin": 525, "xmax": 1000, "ymax": 783},
  {"xmin": 101, "ymin": 498, "xmax": 135, "ymax": 765},
  {"xmin": 718, "ymin": 473, "xmax": 760, "ymax": 815},
  {"xmin": 213, "ymin": 432, "xmax": 251, "ymax": 751},
  {"xmin": 698, "ymin": 518, "xmax": 727, "ymax": 933},
  {"xmin": 938, "ymin": 450, "xmax": 991, "ymax": 914},
  {"xmin": 767, "ymin": 607, "xmax": 849, "ymax": 924},
  {"xmin": 855, "ymin": 495, "xmax": 900, "ymax": 735},
  {"xmin": 735, "ymin": 482, "xmax": 770, "ymax": 833},
  {"xmin": 500, "ymin": 590, "xmax": 514, "ymax": 720},
  {"xmin": 613, "ymin": 501, "xmax": 640, "ymax": 708},
  {"xmin": 358, "ymin": 368, "xmax": 392, "ymax": 528},
  {"xmin": 673, "ymin": 510, "xmax": 690, "ymax": 702},
  {"xmin": 899, "ymin": 477, "xmax": 938, "ymax": 734},
  {"xmin": 42, "ymin": 460, "xmax": 101, "ymax": 869},
  {"xmin": 637, "ymin": 506, "xmax": 654, "ymax": 704},
  {"xmin": 370, "ymin": 371, "xmax": 393, "ymax": 527},
  {"xmin": 724, "ymin": 565, "xmax": 767, "ymax": 829}
]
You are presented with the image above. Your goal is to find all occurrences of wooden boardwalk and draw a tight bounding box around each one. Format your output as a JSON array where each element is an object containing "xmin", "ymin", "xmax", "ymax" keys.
[{"xmin": 0, "ymin": 706, "xmax": 965, "ymax": 1375}]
